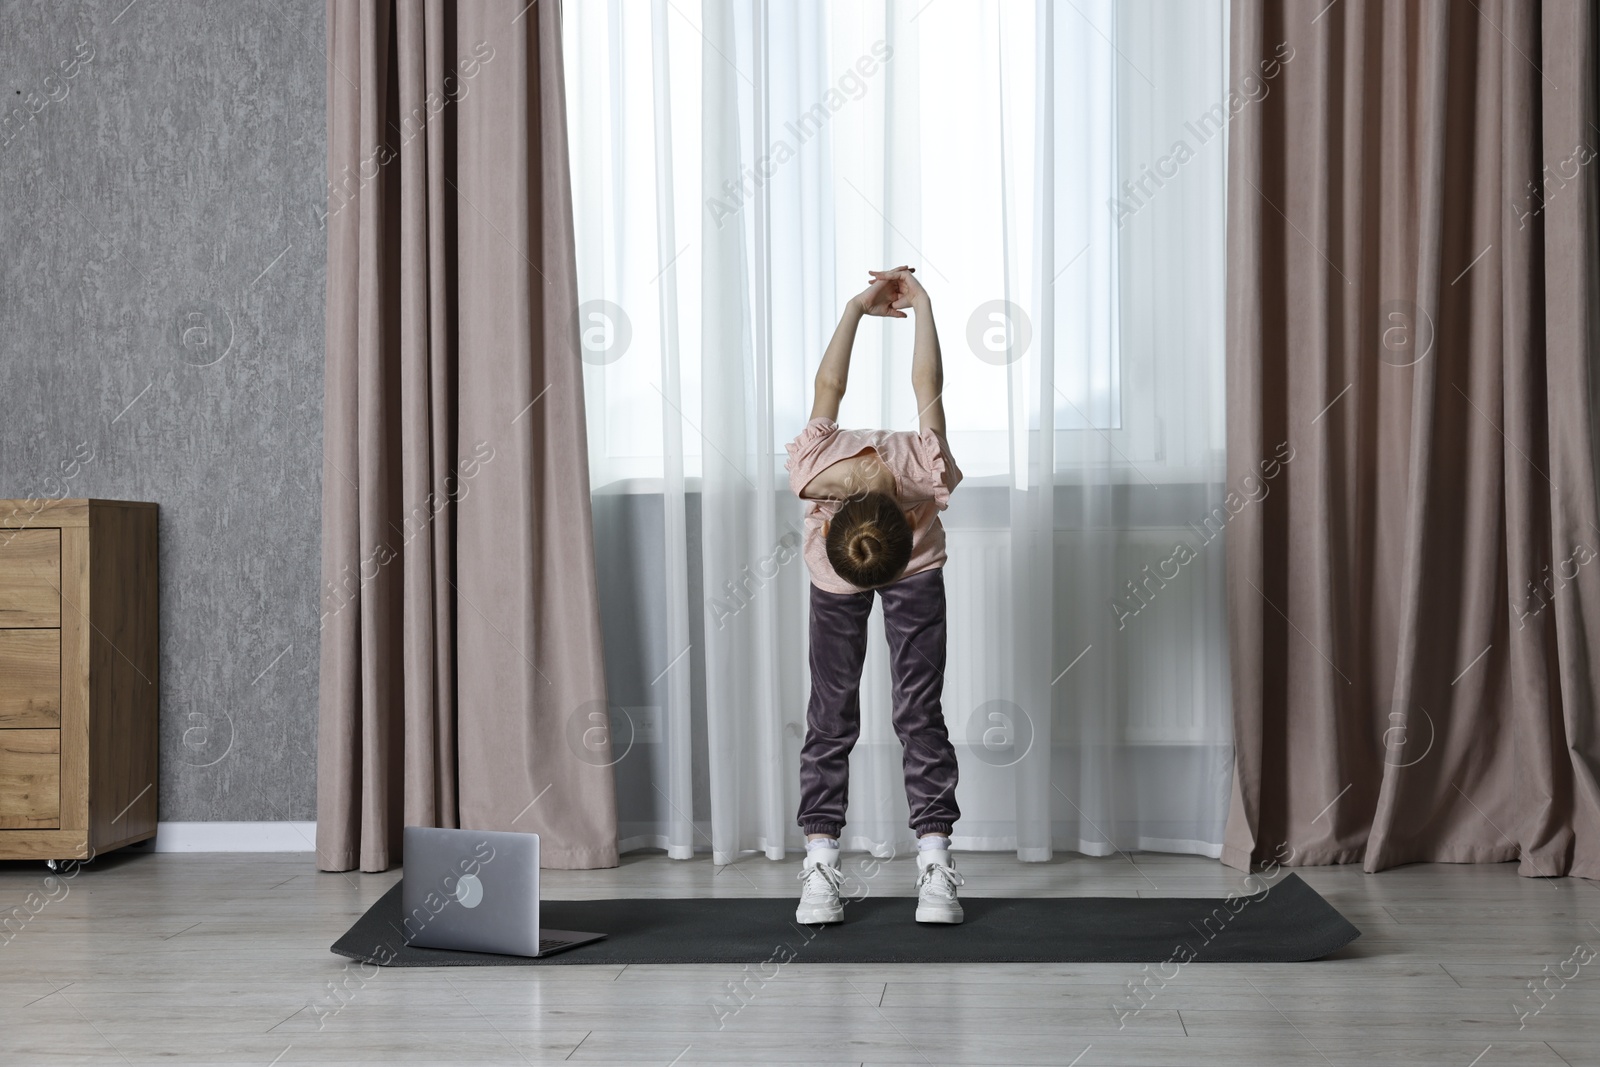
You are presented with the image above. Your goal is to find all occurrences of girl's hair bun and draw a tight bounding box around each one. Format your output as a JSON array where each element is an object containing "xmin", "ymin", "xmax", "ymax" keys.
[{"xmin": 825, "ymin": 491, "xmax": 914, "ymax": 588}]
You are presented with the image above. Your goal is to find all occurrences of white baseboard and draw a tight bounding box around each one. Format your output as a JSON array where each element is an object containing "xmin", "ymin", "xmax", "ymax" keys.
[{"xmin": 152, "ymin": 821, "xmax": 318, "ymax": 852}]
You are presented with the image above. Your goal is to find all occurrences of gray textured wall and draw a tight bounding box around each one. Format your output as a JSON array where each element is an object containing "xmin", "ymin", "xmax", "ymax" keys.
[{"xmin": 0, "ymin": 0, "xmax": 325, "ymax": 821}]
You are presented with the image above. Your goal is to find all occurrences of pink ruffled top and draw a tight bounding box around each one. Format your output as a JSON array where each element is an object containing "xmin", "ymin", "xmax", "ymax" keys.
[{"xmin": 784, "ymin": 417, "xmax": 964, "ymax": 593}]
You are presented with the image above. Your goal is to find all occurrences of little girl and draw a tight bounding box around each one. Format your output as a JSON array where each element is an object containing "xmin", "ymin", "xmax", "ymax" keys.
[{"xmin": 784, "ymin": 266, "xmax": 965, "ymax": 925}]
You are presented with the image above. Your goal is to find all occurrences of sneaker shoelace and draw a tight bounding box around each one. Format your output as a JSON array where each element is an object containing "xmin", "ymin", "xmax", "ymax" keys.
[
  {"xmin": 916, "ymin": 861, "xmax": 964, "ymax": 899},
  {"xmin": 798, "ymin": 861, "xmax": 845, "ymax": 899}
]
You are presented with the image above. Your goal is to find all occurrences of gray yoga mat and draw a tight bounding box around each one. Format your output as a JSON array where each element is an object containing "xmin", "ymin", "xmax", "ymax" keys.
[{"xmin": 331, "ymin": 872, "xmax": 1359, "ymax": 966}]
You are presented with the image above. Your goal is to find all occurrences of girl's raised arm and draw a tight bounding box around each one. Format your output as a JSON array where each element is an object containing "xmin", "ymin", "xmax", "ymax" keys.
[
  {"xmin": 811, "ymin": 268, "xmax": 913, "ymax": 421},
  {"xmin": 871, "ymin": 267, "xmax": 943, "ymax": 437}
]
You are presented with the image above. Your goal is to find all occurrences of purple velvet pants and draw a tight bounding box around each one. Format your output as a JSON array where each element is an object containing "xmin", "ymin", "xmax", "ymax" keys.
[{"xmin": 797, "ymin": 566, "xmax": 961, "ymax": 838}]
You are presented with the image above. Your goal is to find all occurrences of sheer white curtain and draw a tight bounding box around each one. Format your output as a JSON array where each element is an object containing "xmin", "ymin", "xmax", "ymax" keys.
[{"xmin": 566, "ymin": 0, "xmax": 1231, "ymax": 864}]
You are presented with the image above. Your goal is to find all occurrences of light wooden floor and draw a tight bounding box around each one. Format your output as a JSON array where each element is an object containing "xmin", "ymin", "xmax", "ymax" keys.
[{"xmin": 1, "ymin": 847, "xmax": 1597, "ymax": 1065}]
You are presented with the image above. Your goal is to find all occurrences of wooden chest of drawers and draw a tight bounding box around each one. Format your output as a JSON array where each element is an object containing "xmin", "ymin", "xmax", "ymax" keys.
[{"xmin": 0, "ymin": 499, "xmax": 158, "ymax": 861}]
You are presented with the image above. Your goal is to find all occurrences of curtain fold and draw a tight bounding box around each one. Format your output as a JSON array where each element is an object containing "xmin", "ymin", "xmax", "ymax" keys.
[
  {"xmin": 318, "ymin": 0, "xmax": 618, "ymax": 873},
  {"xmin": 1225, "ymin": 0, "xmax": 1600, "ymax": 878}
]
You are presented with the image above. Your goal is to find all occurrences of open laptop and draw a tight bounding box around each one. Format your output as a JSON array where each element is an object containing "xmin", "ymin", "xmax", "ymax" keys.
[{"xmin": 401, "ymin": 826, "xmax": 605, "ymax": 958}]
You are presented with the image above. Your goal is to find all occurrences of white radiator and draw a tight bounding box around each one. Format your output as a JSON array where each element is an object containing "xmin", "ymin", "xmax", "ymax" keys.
[{"xmin": 933, "ymin": 527, "xmax": 1229, "ymax": 746}]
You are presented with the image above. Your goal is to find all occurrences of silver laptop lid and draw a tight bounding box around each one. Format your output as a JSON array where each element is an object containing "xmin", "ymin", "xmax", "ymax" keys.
[{"xmin": 402, "ymin": 826, "xmax": 540, "ymax": 956}]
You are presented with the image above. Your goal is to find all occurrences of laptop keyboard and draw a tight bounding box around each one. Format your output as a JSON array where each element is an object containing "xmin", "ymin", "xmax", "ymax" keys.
[{"xmin": 540, "ymin": 938, "xmax": 575, "ymax": 952}]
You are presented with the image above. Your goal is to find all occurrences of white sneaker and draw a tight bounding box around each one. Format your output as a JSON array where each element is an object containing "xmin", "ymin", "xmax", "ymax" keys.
[
  {"xmin": 914, "ymin": 849, "xmax": 964, "ymax": 924},
  {"xmin": 795, "ymin": 847, "xmax": 845, "ymax": 924}
]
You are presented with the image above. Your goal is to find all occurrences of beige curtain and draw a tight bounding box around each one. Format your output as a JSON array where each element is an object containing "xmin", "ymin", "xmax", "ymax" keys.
[
  {"xmin": 1225, "ymin": 0, "xmax": 1600, "ymax": 878},
  {"xmin": 317, "ymin": 0, "xmax": 618, "ymax": 872}
]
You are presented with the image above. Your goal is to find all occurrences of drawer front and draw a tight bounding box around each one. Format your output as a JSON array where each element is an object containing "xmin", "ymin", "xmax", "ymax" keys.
[
  {"xmin": 0, "ymin": 729, "xmax": 60, "ymax": 829},
  {"xmin": 0, "ymin": 530, "xmax": 61, "ymax": 627},
  {"xmin": 0, "ymin": 630, "xmax": 61, "ymax": 728}
]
